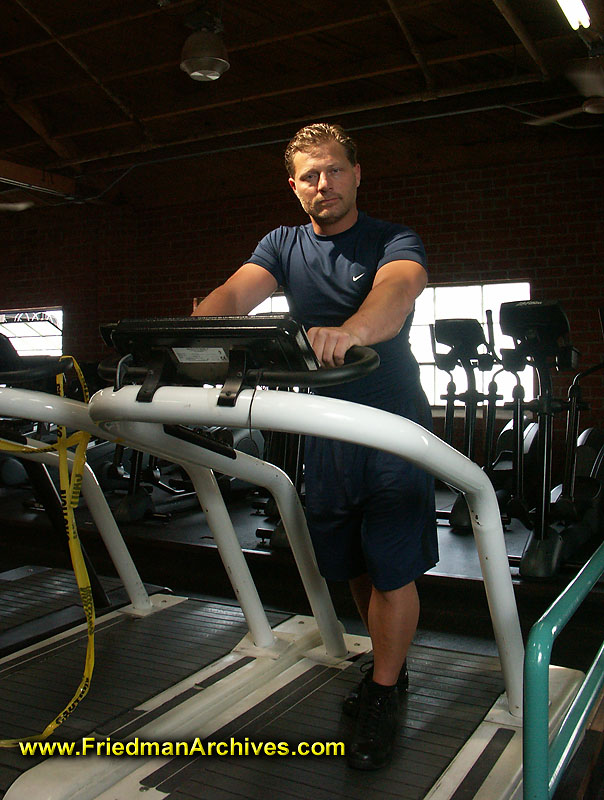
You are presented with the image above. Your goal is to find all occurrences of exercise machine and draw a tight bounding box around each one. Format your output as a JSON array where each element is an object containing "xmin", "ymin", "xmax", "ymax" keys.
[
  {"xmin": 499, "ymin": 300, "xmax": 604, "ymax": 579},
  {"xmin": 550, "ymin": 308, "xmax": 604, "ymax": 561},
  {"xmin": 430, "ymin": 314, "xmax": 499, "ymax": 463},
  {"xmin": 0, "ymin": 334, "xmax": 130, "ymax": 613},
  {"xmin": 0, "ymin": 315, "xmax": 586, "ymax": 799},
  {"xmin": 430, "ymin": 314, "xmax": 510, "ymax": 530}
]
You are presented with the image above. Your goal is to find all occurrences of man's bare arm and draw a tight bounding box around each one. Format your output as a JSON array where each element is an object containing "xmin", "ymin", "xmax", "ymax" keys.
[
  {"xmin": 307, "ymin": 259, "xmax": 427, "ymax": 367},
  {"xmin": 192, "ymin": 263, "xmax": 278, "ymax": 316}
]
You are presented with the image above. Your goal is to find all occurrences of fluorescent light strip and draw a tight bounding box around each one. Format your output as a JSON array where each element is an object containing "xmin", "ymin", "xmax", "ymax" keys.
[{"xmin": 555, "ymin": 0, "xmax": 591, "ymax": 30}]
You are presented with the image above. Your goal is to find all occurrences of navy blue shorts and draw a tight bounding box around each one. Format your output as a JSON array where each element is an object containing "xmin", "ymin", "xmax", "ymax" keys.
[{"xmin": 303, "ymin": 389, "xmax": 438, "ymax": 591}]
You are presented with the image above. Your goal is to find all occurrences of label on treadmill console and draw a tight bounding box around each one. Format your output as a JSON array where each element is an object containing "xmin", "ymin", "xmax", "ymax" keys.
[{"xmin": 172, "ymin": 347, "xmax": 228, "ymax": 363}]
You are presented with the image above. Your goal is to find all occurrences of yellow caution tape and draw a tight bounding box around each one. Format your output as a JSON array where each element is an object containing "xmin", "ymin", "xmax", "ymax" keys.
[{"xmin": 0, "ymin": 356, "xmax": 95, "ymax": 746}]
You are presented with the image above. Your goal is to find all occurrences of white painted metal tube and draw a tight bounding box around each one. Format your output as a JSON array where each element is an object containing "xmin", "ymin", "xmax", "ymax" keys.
[
  {"xmin": 182, "ymin": 463, "xmax": 275, "ymax": 648},
  {"xmin": 0, "ymin": 386, "xmax": 346, "ymax": 656},
  {"xmin": 90, "ymin": 385, "xmax": 524, "ymax": 715},
  {"xmin": 102, "ymin": 419, "xmax": 347, "ymax": 659},
  {"xmin": 79, "ymin": 463, "xmax": 152, "ymax": 612},
  {"xmin": 0, "ymin": 387, "xmax": 108, "ymax": 439},
  {"xmin": 15, "ymin": 443, "xmax": 152, "ymax": 614},
  {"xmin": 0, "ymin": 389, "xmax": 152, "ymax": 612}
]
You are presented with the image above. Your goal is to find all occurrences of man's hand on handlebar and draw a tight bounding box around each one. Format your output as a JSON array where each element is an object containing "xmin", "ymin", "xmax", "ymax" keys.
[{"xmin": 307, "ymin": 327, "xmax": 362, "ymax": 368}]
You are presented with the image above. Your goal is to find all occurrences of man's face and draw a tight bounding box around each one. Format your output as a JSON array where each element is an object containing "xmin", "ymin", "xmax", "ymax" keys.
[{"xmin": 288, "ymin": 140, "xmax": 361, "ymax": 234}]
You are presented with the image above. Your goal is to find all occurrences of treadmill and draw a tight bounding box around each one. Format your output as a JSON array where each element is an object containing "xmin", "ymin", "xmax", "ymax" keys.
[{"xmin": 0, "ymin": 315, "xmax": 585, "ymax": 800}]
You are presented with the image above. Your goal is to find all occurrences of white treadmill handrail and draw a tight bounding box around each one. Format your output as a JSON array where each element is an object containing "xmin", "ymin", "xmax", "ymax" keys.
[
  {"xmin": 89, "ymin": 384, "xmax": 524, "ymax": 717},
  {"xmin": 0, "ymin": 386, "xmax": 347, "ymax": 658},
  {"xmin": 0, "ymin": 387, "xmax": 152, "ymax": 613}
]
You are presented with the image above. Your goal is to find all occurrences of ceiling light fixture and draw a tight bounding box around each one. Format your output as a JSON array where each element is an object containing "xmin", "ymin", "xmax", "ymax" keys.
[
  {"xmin": 180, "ymin": 4, "xmax": 229, "ymax": 81},
  {"xmin": 555, "ymin": 0, "xmax": 591, "ymax": 30}
]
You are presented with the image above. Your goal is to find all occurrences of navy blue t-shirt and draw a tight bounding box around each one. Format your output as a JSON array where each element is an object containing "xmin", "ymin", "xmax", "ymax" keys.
[{"xmin": 247, "ymin": 212, "xmax": 426, "ymax": 409}]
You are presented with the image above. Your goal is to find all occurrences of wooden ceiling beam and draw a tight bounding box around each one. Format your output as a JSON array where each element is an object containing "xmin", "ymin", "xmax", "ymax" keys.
[
  {"xmin": 15, "ymin": 11, "xmax": 395, "ymax": 104},
  {"xmin": 0, "ymin": 69, "xmax": 82, "ymax": 164},
  {"xmin": 13, "ymin": 0, "xmax": 153, "ymax": 144},
  {"xmin": 15, "ymin": 11, "xmax": 573, "ymax": 107},
  {"xmin": 490, "ymin": 0, "xmax": 550, "ymax": 78},
  {"xmin": 0, "ymin": 0, "xmax": 193, "ymax": 58},
  {"xmin": 385, "ymin": 0, "xmax": 436, "ymax": 91},
  {"xmin": 0, "ymin": 158, "xmax": 76, "ymax": 196},
  {"xmin": 49, "ymin": 71, "xmax": 544, "ymax": 170},
  {"xmin": 44, "ymin": 34, "xmax": 568, "ymax": 142},
  {"xmin": 0, "ymin": 8, "xmax": 393, "ymax": 61}
]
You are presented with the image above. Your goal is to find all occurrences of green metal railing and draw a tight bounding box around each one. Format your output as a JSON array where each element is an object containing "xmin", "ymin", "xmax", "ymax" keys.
[{"xmin": 524, "ymin": 539, "xmax": 604, "ymax": 799}]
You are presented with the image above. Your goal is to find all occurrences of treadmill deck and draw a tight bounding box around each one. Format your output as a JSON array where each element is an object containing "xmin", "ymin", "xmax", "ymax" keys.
[{"xmin": 0, "ymin": 586, "xmax": 506, "ymax": 800}]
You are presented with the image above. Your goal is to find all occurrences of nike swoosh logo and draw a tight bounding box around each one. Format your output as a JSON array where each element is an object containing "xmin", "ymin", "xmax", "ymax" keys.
[{"xmin": 352, "ymin": 273, "xmax": 365, "ymax": 282}]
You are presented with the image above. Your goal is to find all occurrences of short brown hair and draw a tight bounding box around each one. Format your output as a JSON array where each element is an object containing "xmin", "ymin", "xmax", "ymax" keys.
[{"xmin": 284, "ymin": 123, "xmax": 358, "ymax": 177}]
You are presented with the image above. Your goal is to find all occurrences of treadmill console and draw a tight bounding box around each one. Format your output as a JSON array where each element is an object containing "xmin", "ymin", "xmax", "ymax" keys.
[{"xmin": 99, "ymin": 315, "xmax": 379, "ymax": 405}]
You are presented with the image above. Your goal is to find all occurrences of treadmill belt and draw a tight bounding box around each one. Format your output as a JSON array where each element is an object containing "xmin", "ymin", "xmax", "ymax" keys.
[
  {"xmin": 142, "ymin": 646, "xmax": 504, "ymax": 800},
  {"xmin": 0, "ymin": 567, "xmax": 130, "ymax": 656},
  {"xmin": 0, "ymin": 598, "xmax": 289, "ymax": 794},
  {"xmin": 0, "ymin": 567, "xmax": 126, "ymax": 630}
]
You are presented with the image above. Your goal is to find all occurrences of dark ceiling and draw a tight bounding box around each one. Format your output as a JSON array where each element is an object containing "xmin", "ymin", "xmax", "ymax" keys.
[{"xmin": 0, "ymin": 0, "xmax": 603, "ymax": 211}]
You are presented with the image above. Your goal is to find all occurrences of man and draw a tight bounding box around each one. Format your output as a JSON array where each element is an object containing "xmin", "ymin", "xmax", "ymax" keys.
[{"xmin": 193, "ymin": 123, "xmax": 437, "ymax": 770}]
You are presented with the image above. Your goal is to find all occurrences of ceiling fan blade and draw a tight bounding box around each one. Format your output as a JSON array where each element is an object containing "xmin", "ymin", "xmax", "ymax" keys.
[
  {"xmin": 525, "ymin": 106, "xmax": 585, "ymax": 126},
  {"xmin": 0, "ymin": 201, "xmax": 34, "ymax": 211},
  {"xmin": 565, "ymin": 55, "xmax": 604, "ymax": 98}
]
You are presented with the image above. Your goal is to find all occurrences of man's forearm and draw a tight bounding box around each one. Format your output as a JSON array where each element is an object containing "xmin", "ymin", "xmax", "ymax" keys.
[
  {"xmin": 191, "ymin": 263, "xmax": 278, "ymax": 317},
  {"xmin": 341, "ymin": 259, "xmax": 427, "ymax": 346},
  {"xmin": 192, "ymin": 284, "xmax": 242, "ymax": 316},
  {"xmin": 341, "ymin": 281, "xmax": 415, "ymax": 346},
  {"xmin": 307, "ymin": 260, "xmax": 427, "ymax": 367}
]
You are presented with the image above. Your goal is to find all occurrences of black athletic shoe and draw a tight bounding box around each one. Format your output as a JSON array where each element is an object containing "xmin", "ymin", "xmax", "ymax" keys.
[
  {"xmin": 342, "ymin": 660, "xmax": 408, "ymax": 718},
  {"xmin": 347, "ymin": 682, "xmax": 400, "ymax": 771}
]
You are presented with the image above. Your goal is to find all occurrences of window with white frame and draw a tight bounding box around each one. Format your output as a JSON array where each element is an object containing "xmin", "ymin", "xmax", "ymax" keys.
[
  {"xmin": 252, "ymin": 281, "xmax": 533, "ymax": 407},
  {"xmin": 412, "ymin": 282, "xmax": 533, "ymax": 406},
  {"xmin": 0, "ymin": 309, "xmax": 63, "ymax": 357},
  {"xmin": 249, "ymin": 294, "xmax": 290, "ymax": 315}
]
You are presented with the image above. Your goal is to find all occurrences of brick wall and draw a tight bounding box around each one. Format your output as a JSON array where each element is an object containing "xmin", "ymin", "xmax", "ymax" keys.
[{"xmin": 1, "ymin": 151, "xmax": 603, "ymax": 439}]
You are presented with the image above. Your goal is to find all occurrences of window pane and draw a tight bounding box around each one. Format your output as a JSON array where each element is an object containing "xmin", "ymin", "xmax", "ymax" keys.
[
  {"xmin": 419, "ymin": 282, "xmax": 532, "ymax": 407},
  {"xmin": 0, "ymin": 323, "xmax": 24, "ymax": 337},
  {"xmin": 483, "ymin": 282, "xmax": 530, "ymax": 320},
  {"xmin": 409, "ymin": 325, "xmax": 434, "ymax": 363},
  {"xmin": 271, "ymin": 295, "xmax": 290, "ymax": 313},
  {"xmin": 435, "ymin": 285, "xmax": 482, "ymax": 319},
  {"xmin": 0, "ymin": 309, "xmax": 63, "ymax": 357},
  {"xmin": 412, "ymin": 287, "xmax": 434, "ymax": 325},
  {"xmin": 14, "ymin": 336, "xmax": 62, "ymax": 355},
  {"xmin": 25, "ymin": 320, "xmax": 62, "ymax": 336},
  {"xmin": 419, "ymin": 364, "xmax": 436, "ymax": 405},
  {"xmin": 250, "ymin": 293, "xmax": 289, "ymax": 315}
]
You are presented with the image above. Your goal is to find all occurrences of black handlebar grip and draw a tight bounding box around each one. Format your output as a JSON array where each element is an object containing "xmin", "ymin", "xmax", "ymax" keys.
[
  {"xmin": 0, "ymin": 356, "xmax": 73, "ymax": 386},
  {"xmin": 245, "ymin": 345, "xmax": 380, "ymax": 388}
]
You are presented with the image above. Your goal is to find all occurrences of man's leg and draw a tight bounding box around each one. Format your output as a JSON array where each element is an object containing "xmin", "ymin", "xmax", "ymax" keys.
[
  {"xmin": 369, "ymin": 580, "xmax": 419, "ymax": 685},
  {"xmin": 346, "ymin": 575, "xmax": 419, "ymax": 770},
  {"xmin": 350, "ymin": 574, "xmax": 419, "ymax": 685}
]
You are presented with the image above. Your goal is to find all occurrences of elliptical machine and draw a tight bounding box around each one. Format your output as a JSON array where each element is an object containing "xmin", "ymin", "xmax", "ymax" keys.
[
  {"xmin": 431, "ymin": 313, "xmax": 508, "ymax": 529},
  {"xmin": 550, "ymin": 308, "xmax": 604, "ymax": 562},
  {"xmin": 499, "ymin": 300, "xmax": 604, "ymax": 579}
]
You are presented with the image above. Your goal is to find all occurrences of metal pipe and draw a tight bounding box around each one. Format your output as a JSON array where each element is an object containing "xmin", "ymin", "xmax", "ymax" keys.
[
  {"xmin": 14, "ymin": 443, "xmax": 153, "ymax": 613},
  {"xmin": 183, "ymin": 463, "xmax": 275, "ymax": 649},
  {"xmin": 90, "ymin": 384, "xmax": 525, "ymax": 716},
  {"xmin": 103, "ymin": 419, "xmax": 348, "ymax": 659},
  {"xmin": 524, "ymin": 539, "xmax": 604, "ymax": 798}
]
